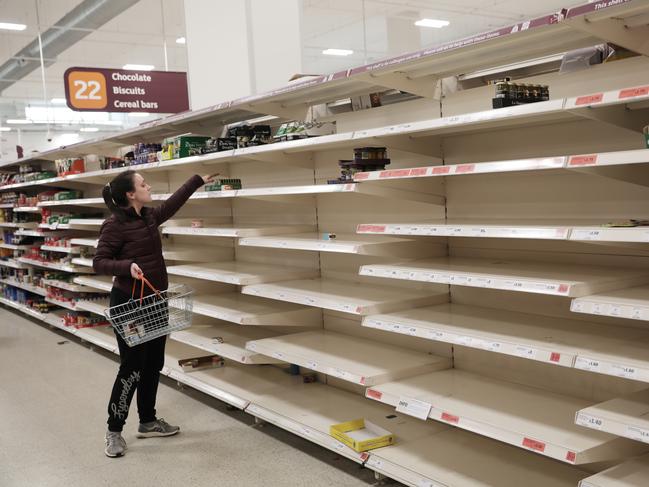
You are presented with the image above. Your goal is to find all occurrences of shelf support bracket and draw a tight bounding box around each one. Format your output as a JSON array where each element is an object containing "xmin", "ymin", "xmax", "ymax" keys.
[{"xmin": 564, "ymin": 16, "xmax": 649, "ymax": 56}]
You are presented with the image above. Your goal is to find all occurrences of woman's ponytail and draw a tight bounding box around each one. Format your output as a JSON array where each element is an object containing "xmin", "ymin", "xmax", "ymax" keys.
[{"xmin": 103, "ymin": 170, "xmax": 135, "ymax": 220}]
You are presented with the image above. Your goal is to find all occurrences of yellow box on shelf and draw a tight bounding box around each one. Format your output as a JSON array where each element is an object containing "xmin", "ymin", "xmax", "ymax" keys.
[{"xmin": 329, "ymin": 418, "xmax": 394, "ymax": 452}]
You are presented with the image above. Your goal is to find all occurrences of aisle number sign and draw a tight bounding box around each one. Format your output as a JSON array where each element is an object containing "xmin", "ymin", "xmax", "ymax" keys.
[{"xmin": 64, "ymin": 67, "xmax": 189, "ymax": 113}]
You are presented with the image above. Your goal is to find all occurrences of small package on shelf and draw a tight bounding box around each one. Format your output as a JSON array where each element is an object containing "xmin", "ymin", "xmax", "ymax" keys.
[
  {"xmin": 204, "ymin": 178, "xmax": 242, "ymax": 191},
  {"xmin": 329, "ymin": 419, "xmax": 394, "ymax": 452},
  {"xmin": 161, "ymin": 135, "xmax": 210, "ymax": 160},
  {"xmin": 55, "ymin": 158, "xmax": 85, "ymax": 177},
  {"xmin": 178, "ymin": 355, "xmax": 225, "ymax": 372},
  {"xmin": 54, "ymin": 190, "xmax": 83, "ymax": 201},
  {"xmin": 328, "ymin": 147, "xmax": 391, "ymax": 184},
  {"xmin": 492, "ymin": 78, "xmax": 550, "ymax": 109}
]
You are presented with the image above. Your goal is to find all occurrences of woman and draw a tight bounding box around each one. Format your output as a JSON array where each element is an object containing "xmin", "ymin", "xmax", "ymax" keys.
[{"xmin": 94, "ymin": 170, "xmax": 216, "ymax": 458}]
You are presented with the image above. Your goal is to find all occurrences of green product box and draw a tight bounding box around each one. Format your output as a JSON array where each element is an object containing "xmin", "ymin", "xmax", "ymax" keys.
[{"xmin": 163, "ymin": 135, "xmax": 210, "ymax": 159}]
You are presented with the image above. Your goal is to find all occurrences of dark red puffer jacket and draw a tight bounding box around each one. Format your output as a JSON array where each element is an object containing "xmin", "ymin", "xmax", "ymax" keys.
[{"xmin": 93, "ymin": 174, "xmax": 203, "ymax": 294}]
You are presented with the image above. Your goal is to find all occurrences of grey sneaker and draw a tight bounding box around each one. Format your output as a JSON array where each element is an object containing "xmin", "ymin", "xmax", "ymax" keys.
[
  {"xmin": 136, "ymin": 418, "xmax": 180, "ymax": 438},
  {"xmin": 104, "ymin": 431, "xmax": 127, "ymax": 457}
]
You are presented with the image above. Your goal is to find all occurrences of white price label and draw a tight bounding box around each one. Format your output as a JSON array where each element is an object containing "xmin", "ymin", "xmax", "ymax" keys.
[
  {"xmin": 632, "ymin": 308, "xmax": 643, "ymax": 319},
  {"xmin": 610, "ymin": 364, "xmax": 638, "ymax": 380},
  {"xmin": 272, "ymin": 352, "xmax": 284, "ymax": 360},
  {"xmin": 333, "ymin": 441, "xmax": 346, "ymax": 451},
  {"xmin": 418, "ymin": 480, "xmax": 436, "ymax": 487},
  {"xmin": 450, "ymin": 275, "xmax": 469, "ymax": 285},
  {"xmin": 626, "ymin": 426, "xmax": 649, "ymax": 442},
  {"xmin": 456, "ymin": 336, "xmax": 473, "ymax": 347},
  {"xmin": 426, "ymin": 330, "xmax": 446, "ymax": 341},
  {"xmin": 306, "ymin": 361, "xmax": 318, "ymax": 370},
  {"xmin": 610, "ymin": 306, "xmax": 622, "ymax": 317},
  {"xmin": 571, "ymin": 301, "xmax": 584, "ymax": 312},
  {"xmin": 576, "ymin": 413, "xmax": 604, "ymax": 430},
  {"xmin": 485, "ymin": 341, "xmax": 502, "ymax": 352},
  {"xmin": 573, "ymin": 230, "xmax": 601, "ymax": 241},
  {"xmin": 396, "ymin": 396, "xmax": 433, "ymax": 420},
  {"xmin": 405, "ymin": 326, "xmax": 418, "ymax": 336},
  {"xmin": 575, "ymin": 357, "xmax": 602, "ymax": 372},
  {"xmin": 592, "ymin": 303, "xmax": 603, "ymax": 315},
  {"xmin": 515, "ymin": 346, "xmax": 537, "ymax": 359}
]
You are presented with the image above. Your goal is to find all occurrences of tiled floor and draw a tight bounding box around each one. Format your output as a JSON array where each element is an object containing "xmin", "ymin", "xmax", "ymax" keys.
[{"xmin": 0, "ymin": 307, "xmax": 379, "ymax": 486}]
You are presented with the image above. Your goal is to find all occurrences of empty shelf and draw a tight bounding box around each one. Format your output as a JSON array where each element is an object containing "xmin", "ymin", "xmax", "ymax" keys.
[
  {"xmin": 73, "ymin": 275, "xmax": 113, "ymax": 291},
  {"xmin": 161, "ymin": 224, "xmax": 314, "ymax": 238},
  {"xmin": 187, "ymin": 292, "xmax": 320, "ymax": 326},
  {"xmin": 0, "ymin": 222, "xmax": 38, "ymax": 229},
  {"xmin": 239, "ymin": 233, "xmax": 426, "ymax": 256},
  {"xmin": 69, "ymin": 238, "xmax": 98, "ymax": 248},
  {"xmin": 18, "ymin": 257, "xmax": 94, "ymax": 274},
  {"xmin": 572, "ymin": 286, "xmax": 649, "ymax": 322},
  {"xmin": 246, "ymin": 330, "xmax": 450, "ymax": 385},
  {"xmin": 580, "ymin": 454, "xmax": 649, "ymax": 487},
  {"xmin": 358, "ymin": 223, "xmax": 571, "ymax": 240},
  {"xmin": 360, "ymin": 257, "xmax": 649, "ymax": 297},
  {"xmin": 75, "ymin": 298, "xmax": 109, "ymax": 316},
  {"xmin": 0, "ymin": 259, "xmax": 29, "ymax": 270},
  {"xmin": 166, "ymin": 261, "xmax": 318, "ymax": 285},
  {"xmin": 244, "ymin": 376, "xmax": 586, "ymax": 486},
  {"xmin": 576, "ymin": 389, "xmax": 649, "ymax": 444},
  {"xmin": 71, "ymin": 257, "xmax": 93, "ymax": 268},
  {"xmin": 243, "ymin": 278, "xmax": 447, "ymax": 315},
  {"xmin": 170, "ymin": 324, "xmax": 285, "ymax": 365},
  {"xmin": 41, "ymin": 279, "xmax": 100, "ymax": 293},
  {"xmin": 67, "ymin": 219, "xmax": 104, "ymax": 227},
  {"xmin": 366, "ymin": 369, "xmax": 645, "ymax": 464},
  {"xmin": 75, "ymin": 325, "xmax": 117, "ymax": 353},
  {"xmin": 0, "ymin": 243, "xmax": 32, "ymax": 250},
  {"xmin": 363, "ymin": 303, "xmax": 649, "ymax": 381},
  {"xmin": 570, "ymin": 227, "xmax": 649, "ymax": 243}
]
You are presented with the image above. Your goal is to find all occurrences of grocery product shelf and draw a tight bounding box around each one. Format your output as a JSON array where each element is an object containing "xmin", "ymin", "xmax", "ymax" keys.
[
  {"xmin": 246, "ymin": 329, "xmax": 450, "ymax": 386},
  {"xmin": 170, "ymin": 324, "xmax": 285, "ymax": 365},
  {"xmin": 0, "ymin": 296, "xmax": 64, "ymax": 328},
  {"xmin": 0, "ymin": 278, "xmax": 48, "ymax": 297},
  {"xmin": 160, "ymin": 244, "xmax": 233, "ymax": 262},
  {"xmin": 67, "ymin": 219, "xmax": 105, "ymax": 228},
  {"xmin": 71, "ymin": 257, "xmax": 93, "ymax": 268},
  {"xmin": 166, "ymin": 261, "xmax": 318, "ymax": 285},
  {"xmin": 74, "ymin": 298, "xmax": 109, "ymax": 316},
  {"xmin": 363, "ymin": 303, "xmax": 649, "ymax": 381},
  {"xmin": 20, "ymin": 257, "xmax": 95, "ymax": 273},
  {"xmin": 366, "ymin": 369, "xmax": 645, "ymax": 464},
  {"xmin": 243, "ymin": 278, "xmax": 448, "ymax": 315},
  {"xmin": 73, "ymin": 275, "xmax": 113, "ymax": 291},
  {"xmin": 0, "ymin": 222, "xmax": 38, "ymax": 229},
  {"xmin": 42, "ymin": 278, "xmax": 101, "ymax": 293},
  {"xmin": 0, "ymin": 259, "xmax": 29, "ymax": 270},
  {"xmin": 69, "ymin": 238, "xmax": 98, "ymax": 248},
  {"xmin": 17, "ymin": 229, "xmax": 58, "ymax": 237},
  {"xmin": 75, "ymin": 325, "xmax": 117, "ymax": 353},
  {"xmin": 360, "ymin": 257, "xmax": 649, "ymax": 297},
  {"xmin": 40, "ymin": 245, "xmax": 81, "ymax": 254},
  {"xmin": 38, "ymin": 198, "xmax": 104, "ymax": 208},
  {"xmin": 0, "ymin": 243, "xmax": 32, "ymax": 250},
  {"xmin": 579, "ymin": 453, "xmax": 649, "ymax": 487},
  {"xmin": 13, "ymin": 206, "xmax": 40, "ymax": 213},
  {"xmin": 45, "ymin": 297, "xmax": 78, "ymax": 312},
  {"xmin": 239, "ymin": 233, "xmax": 431, "ymax": 257},
  {"xmin": 161, "ymin": 224, "xmax": 315, "ymax": 238},
  {"xmin": 576, "ymin": 389, "xmax": 649, "ymax": 444},
  {"xmin": 188, "ymin": 292, "xmax": 321, "ymax": 326},
  {"xmin": 572, "ymin": 285, "xmax": 649, "ymax": 322}
]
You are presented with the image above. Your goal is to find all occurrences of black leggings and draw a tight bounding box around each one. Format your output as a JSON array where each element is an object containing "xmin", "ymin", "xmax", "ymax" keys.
[{"xmin": 107, "ymin": 287, "xmax": 166, "ymax": 432}]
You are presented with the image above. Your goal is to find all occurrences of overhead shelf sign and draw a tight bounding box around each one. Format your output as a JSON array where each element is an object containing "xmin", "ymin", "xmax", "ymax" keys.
[{"xmin": 64, "ymin": 67, "xmax": 189, "ymax": 113}]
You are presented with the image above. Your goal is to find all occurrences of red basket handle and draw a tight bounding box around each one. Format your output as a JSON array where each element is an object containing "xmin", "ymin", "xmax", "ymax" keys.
[{"xmin": 131, "ymin": 273, "xmax": 162, "ymax": 304}]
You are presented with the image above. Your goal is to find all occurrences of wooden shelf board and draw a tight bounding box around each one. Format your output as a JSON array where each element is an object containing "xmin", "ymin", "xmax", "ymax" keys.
[
  {"xmin": 247, "ymin": 330, "xmax": 450, "ymax": 386},
  {"xmin": 243, "ymin": 278, "xmax": 448, "ymax": 315}
]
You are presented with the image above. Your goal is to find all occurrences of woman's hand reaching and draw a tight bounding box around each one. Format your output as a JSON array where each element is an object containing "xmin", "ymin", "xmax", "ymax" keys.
[
  {"xmin": 202, "ymin": 173, "xmax": 220, "ymax": 184},
  {"xmin": 130, "ymin": 262, "xmax": 143, "ymax": 279}
]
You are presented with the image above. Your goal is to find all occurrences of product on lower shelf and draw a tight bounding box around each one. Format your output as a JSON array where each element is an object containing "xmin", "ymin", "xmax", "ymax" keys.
[
  {"xmin": 328, "ymin": 147, "xmax": 391, "ymax": 184},
  {"xmin": 178, "ymin": 354, "xmax": 225, "ymax": 372},
  {"xmin": 330, "ymin": 418, "xmax": 394, "ymax": 452}
]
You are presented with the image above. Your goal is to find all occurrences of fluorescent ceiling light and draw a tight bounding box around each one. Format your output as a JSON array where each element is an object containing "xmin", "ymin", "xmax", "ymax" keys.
[
  {"xmin": 0, "ymin": 127, "xmax": 10, "ymax": 132},
  {"xmin": 129, "ymin": 112, "xmax": 150, "ymax": 117},
  {"xmin": 176, "ymin": 37, "xmax": 186, "ymax": 44},
  {"xmin": 80, "ymin": 127, "xmax": 99, "ymax": 132},
  {"xmin": 122, "ymin": 64, "xmax": 155, "ymax": 71},
  {"xmin": 0, "ymin": 22, "xmax": 27, "ymax": 31},
  {"xmin": 415, "ymin": 18, "xmax": 450, "ymax": 28},
  {"xmin": 6, "ymin": 119, "xmax": 32, "ymax": 124},
  {"xmin": 51, "ymin": 98, "xmax": 67, "ymax": 104},
  {"xmin": 322, "ymin": 48, "xmax": 353, "ymax": 56}
]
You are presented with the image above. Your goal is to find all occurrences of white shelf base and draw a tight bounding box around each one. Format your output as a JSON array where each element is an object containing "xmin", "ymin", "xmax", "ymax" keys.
[
  {"xmin": 40, "ymin": 245, "xmax": 81, "ymax": 254},
  {"xmin": 366, "ymin": 369, "xmax": 645, "ymax": 464},
  {"xmin": 572, "ymin": 285, "xmax": 649, "ymax": 322},
  {"xmin": 18, "ymin": 257, "xmax": 94, "ymax": 274},
  {"xmin": 161, "ymin": 224, "xmax": 315, "ymax": 238},
  {"xmin": 576, "ymin": 389, "xmax": 649, "ymax": 445},
  {"xmin": 69, "ymin": 238, "xmax": 98, "ymax": 248},
  {"xmin": 358, "ymin": 223, "xmax": 571, "ymax": 240},
  {"xmin": 360, "ymin": 257, "xmax": 649, "ymax": 298},
  {"xmin": 363, "ymin": 303, "xmax": 649, "ymax": 382},
  {"xmin": 187, "ymin": 292, "xmax": 321, "ymax": 326},
  {"xmin": 239, "ymin": 233, "xmax": 428, "ymax": 256},
  {"xmin": 580, "ymin": 454, "xmax": 649, "ymax": 487},
  {"xmin": 243, "ymin": 278, "xmax": 448, "ymax": 315},
  {"xmin": 170, "ymin": 324, "xmax": 285, "ymax": 365},
  {"xmin": 75, "ymin": 298, "xmax": 109, "ymax": 316},
  {"xmin": 166, "ymin": 261, "xmax": 318, "ymax": 286},
  {"xmin": 246, "ymin": 330, "xmax": 450, "ymax": 386},
  {"xmin": 73, "ymin": 275, "xmax": 113, "ymax": 291},
  {"xmin": 41, "ymin": 278, "xmax": 101, "ymax": 293},
  {"xmin": 71, "ymin": 257, "xmax": 93, "ymax": 268}
]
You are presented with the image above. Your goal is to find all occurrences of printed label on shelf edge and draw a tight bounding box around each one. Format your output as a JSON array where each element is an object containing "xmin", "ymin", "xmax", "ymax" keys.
[
  {"xmin": 396, "ymin": 396, "xmax": 432, "ymax": 420},
  {"xmin": 441, "ymin": 412, "xmax": 459, "ymax": 424},
  {"xmin": 568, "ymin": 155, "xmax": 598, "ymax": 167},
  {"xmin": 576, "ymin": 413, "xmax": 604, "ymax": 430},
  {"xmin": 626, "ymin": 426, "xmax": 649, "ymax": 442},
  {"xmin": 574, "ymin": 93, "xmax": 604, "ymax": 106},
  {"xmin": 522, "ymin": 437, "xmax": 546, "ymax": 452},
  {"xmin": 619, "ymin": 86, "xmax": 649, "ymax": 99},
  {"xmin": 575, "ymin": 356, "xmax": 602, "ymax": 371}
]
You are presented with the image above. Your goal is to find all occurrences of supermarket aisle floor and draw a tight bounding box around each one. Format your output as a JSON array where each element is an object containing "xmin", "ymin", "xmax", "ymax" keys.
[{"xmin": 0, "ymin": 308, "xmax": 380, "ymax": 487}]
